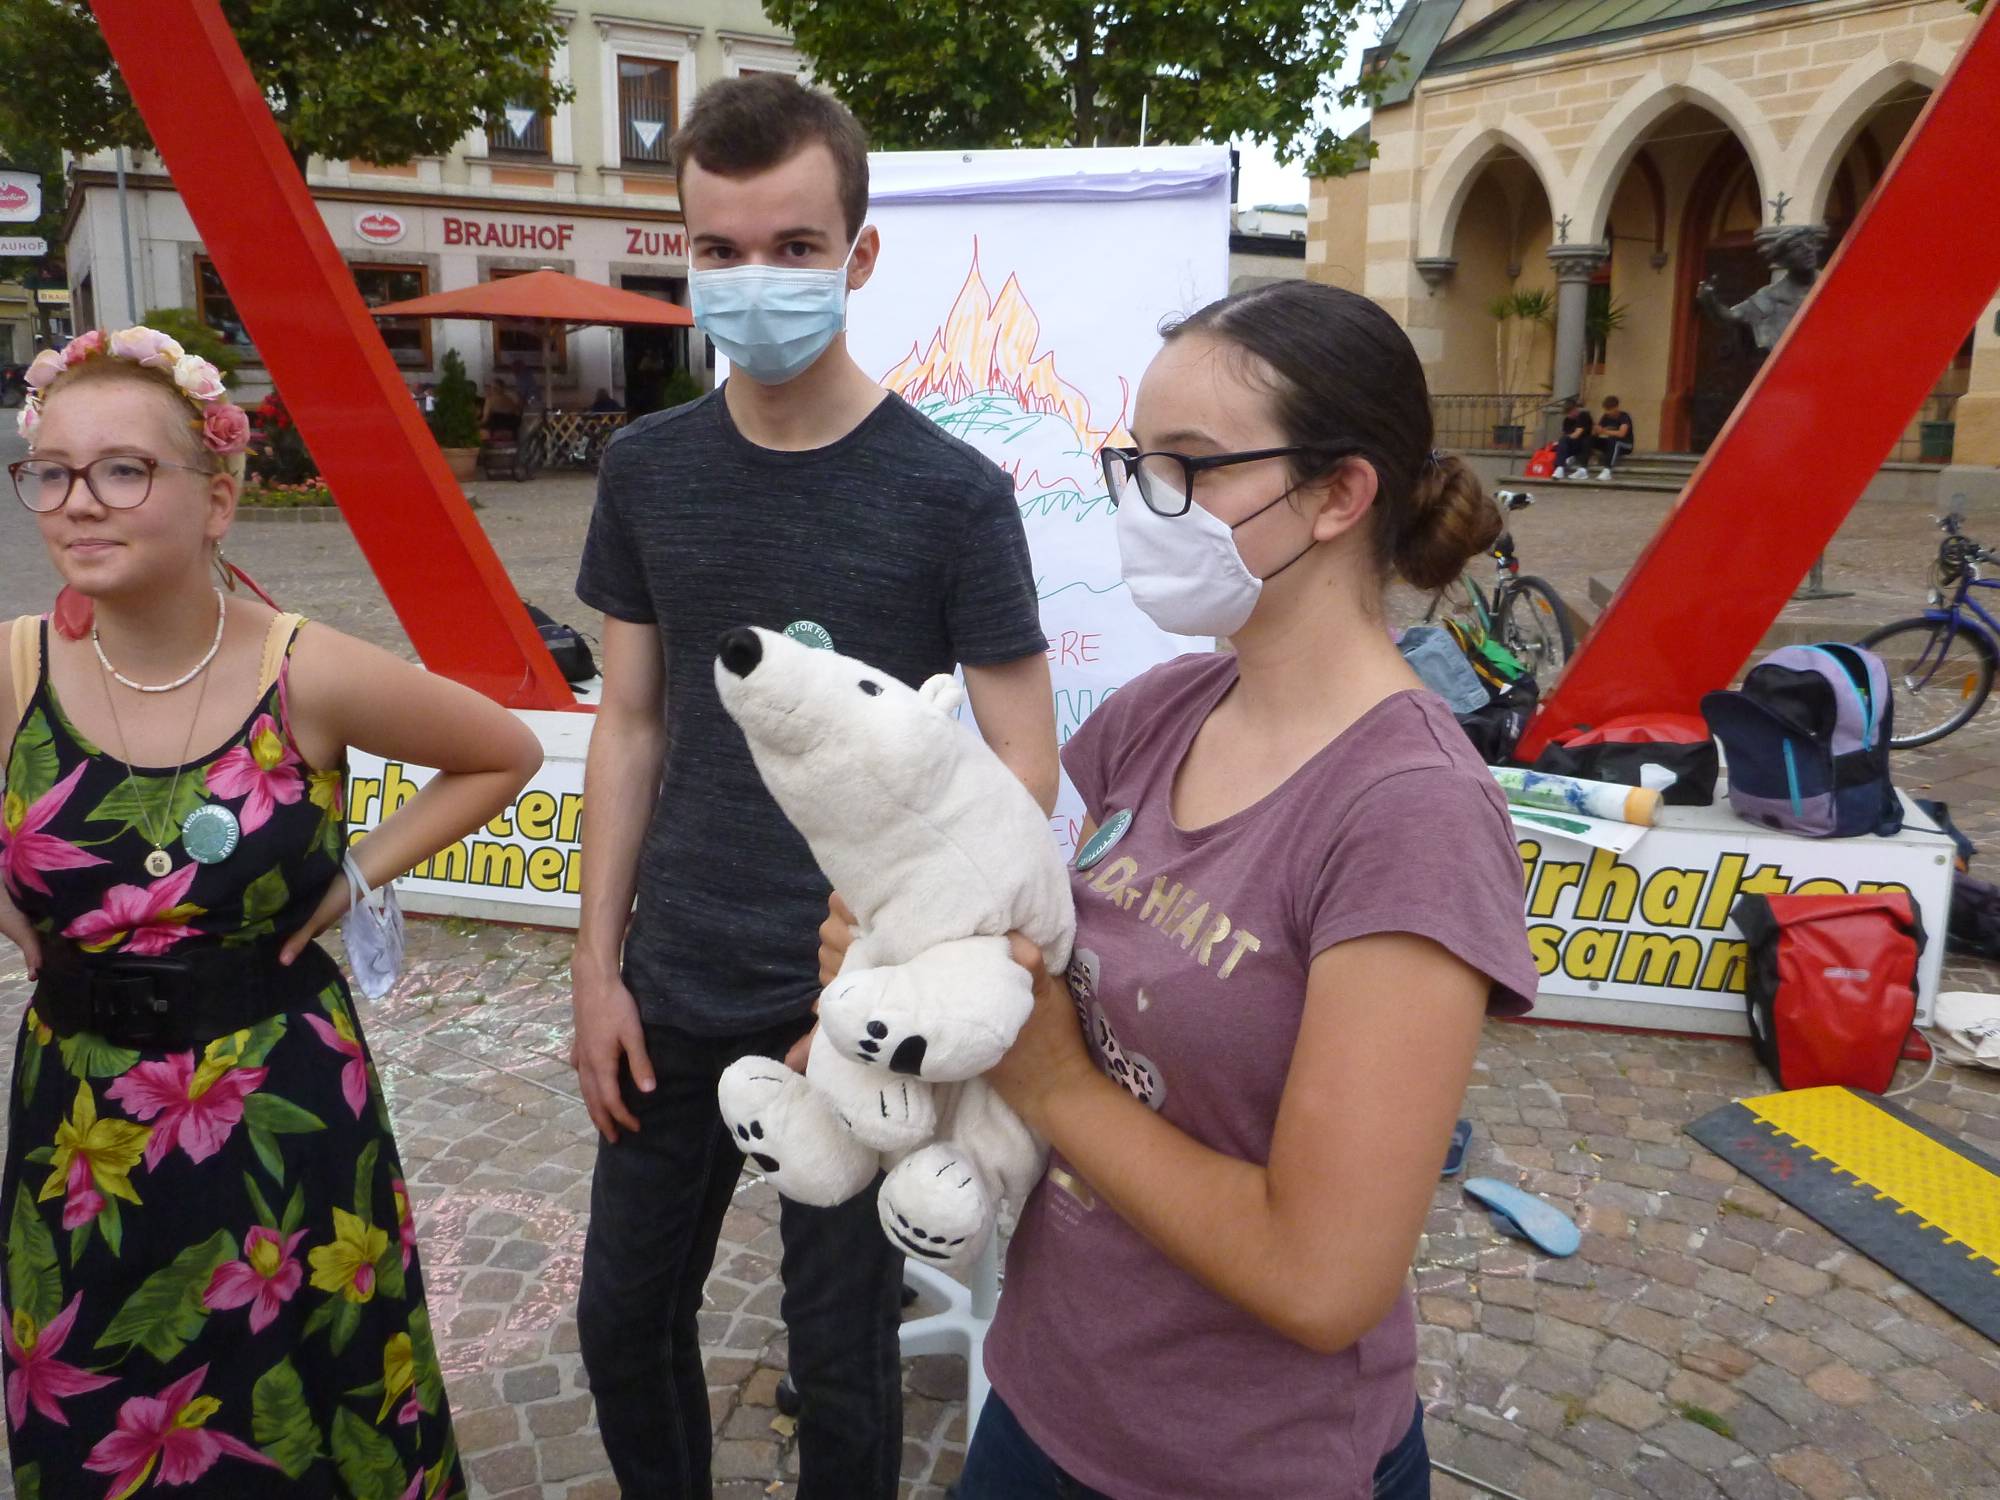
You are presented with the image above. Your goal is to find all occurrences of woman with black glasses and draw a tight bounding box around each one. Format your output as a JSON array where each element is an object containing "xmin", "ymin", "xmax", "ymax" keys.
[
  {"xmin": 826, "ymin": 282, "xmax": 1537, "ymax": 1498},
  {"xmin": 0, "ymin": 328, "xmax": 540, "ymax": 1498}
]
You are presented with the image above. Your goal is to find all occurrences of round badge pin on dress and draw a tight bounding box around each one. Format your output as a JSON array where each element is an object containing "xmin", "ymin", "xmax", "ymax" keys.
[
  {"xmin": 783, "ymin": 620, "xmax": 836, "ymax": 652},
  {"xmin": 1074, "ymin": 809, "xmax": 1133, "ymax": 871},
  {"xmin": 180, "ymin": 803, "xmax": 242, "ymax": 866}
]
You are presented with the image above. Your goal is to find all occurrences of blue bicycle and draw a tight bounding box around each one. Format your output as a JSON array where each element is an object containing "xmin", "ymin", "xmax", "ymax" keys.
[{"xmin": 1859, "ymin": 507, "xmax": 2000, "ymax": 747}]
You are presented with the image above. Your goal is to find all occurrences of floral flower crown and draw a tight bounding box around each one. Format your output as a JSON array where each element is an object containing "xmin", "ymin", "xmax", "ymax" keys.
[{"xmin": 16, "ymin": 325, "xmax": 252, "ymax": 459}]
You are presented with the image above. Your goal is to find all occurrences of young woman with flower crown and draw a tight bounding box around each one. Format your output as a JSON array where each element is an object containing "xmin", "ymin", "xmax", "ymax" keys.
[{"xmin": 0, "ymin": 326, "xmax": 541, "ymax": 1498}]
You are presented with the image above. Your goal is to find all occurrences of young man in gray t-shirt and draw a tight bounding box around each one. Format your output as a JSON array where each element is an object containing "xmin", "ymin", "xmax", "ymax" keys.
[{"xmin": 571, "ymin": 76, "xmax": 1056, "ymax": 1497}]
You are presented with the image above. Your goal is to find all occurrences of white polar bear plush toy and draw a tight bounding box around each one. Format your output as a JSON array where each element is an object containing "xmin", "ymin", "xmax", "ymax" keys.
[{"xmin": 712, "ymin": 626, "xmax": 1074, "ymax": 1269}]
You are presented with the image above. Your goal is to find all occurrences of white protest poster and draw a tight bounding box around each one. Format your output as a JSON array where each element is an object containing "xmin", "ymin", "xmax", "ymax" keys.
[{"xmin": 847, "ymin": 146, "xmax": 1232, "ymax": 855}]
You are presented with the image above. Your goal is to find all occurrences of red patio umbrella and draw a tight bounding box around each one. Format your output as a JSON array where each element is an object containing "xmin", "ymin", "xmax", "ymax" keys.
[{"xmin": 369, "ymin": 267, "xmax": 694, "ymax": 407}]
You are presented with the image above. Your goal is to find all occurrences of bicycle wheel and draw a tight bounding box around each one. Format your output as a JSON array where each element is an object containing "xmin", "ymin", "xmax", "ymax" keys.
[
  {"xmin": 1859, "ymin": 615, "xmax": 1996, "ymax": 748},
  {"xmin": 514, "ymin": 422, "xmax": 544, "ymax": 482},
  {"xmin": 1496, "ymin": 577, "xmax": 1575, "ymax": 684}
]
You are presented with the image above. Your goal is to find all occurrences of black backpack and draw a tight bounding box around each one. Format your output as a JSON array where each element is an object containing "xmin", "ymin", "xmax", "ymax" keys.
[{"xmin": 523, "ymin": 600, "xmax": 599, "ymax": 685}]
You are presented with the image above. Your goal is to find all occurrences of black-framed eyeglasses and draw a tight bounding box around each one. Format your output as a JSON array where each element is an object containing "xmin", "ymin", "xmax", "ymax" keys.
[
  {"xmin": 1098, "ymin": 444, "xmax": 1358, "ymax": 518},
  {"xmin": 9, "ymin": 455, "xmax": 213, "ymax": 514}
]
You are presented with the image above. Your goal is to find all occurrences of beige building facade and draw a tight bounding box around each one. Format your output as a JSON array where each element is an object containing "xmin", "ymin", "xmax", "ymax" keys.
[
  {"xmin": 60, "ymin": 0, "xmax": 802, "ymax": 405},
  {"xmin": 1310, "ymin": 0, "xmax": 1998, "ymax": 466}
]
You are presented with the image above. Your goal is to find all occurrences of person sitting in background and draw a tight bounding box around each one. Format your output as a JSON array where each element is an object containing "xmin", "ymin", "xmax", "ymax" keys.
[
  {"xmin": 1594, "ymin": 396, "xmax": 1635, "ymax": 480},
  {"xmin": 588, "ymin": 388, "xmax": 623, "ymax": 414},
  {"xmin": 1553, "ymin": 399, "xmax": 1593, "ymax": 480},
  {"xmin": 481, "ymin": 379, "xmax": 521, "ymax": 440}
]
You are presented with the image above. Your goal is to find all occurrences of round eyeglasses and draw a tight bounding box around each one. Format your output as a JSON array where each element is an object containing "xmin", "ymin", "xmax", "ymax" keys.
[
  {"xmin": 9, "ymin": 455, "xmax": 213, "ymax": 514},
  {"xmin": 1098, "ymin": 444, "xmax": 1359, "ymax": 517}
]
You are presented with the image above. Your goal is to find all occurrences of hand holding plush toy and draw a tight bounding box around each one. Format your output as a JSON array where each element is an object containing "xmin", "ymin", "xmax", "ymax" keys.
[{"xmin": 712, "ymin": 627, "xmax": 1074, "ymax": 1268}]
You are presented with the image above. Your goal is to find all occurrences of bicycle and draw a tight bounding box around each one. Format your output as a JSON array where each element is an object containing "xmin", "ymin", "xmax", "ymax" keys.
[
  {"xmin": 1858, "ymin": 505, "xmax": 2000, "ymax": 747},
  {"xmin": 1423, "ymin": 489, "xmax": 1576, "ymax": 685}
]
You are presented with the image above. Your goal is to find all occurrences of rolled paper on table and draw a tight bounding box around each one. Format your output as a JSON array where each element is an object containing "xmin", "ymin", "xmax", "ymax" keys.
[{"xmin": 1490, "ymin": 766, "xmax": 1661, "ymax": 827}]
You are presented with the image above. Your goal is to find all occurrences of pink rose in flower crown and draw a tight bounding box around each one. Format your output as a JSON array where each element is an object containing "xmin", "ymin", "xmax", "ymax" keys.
[
  {"xmin": 16, "ymin": 402, "xmax": 38, "ymax": 440},
  {"xmin": 23, "ymin": 348, "xmax": 66, "ymax": 390},
  {"xmin": 201, "ymin": 403, "xmax": 251, "ymax": 456},
  {"xmin": 108, "ymin": 325, "xmax": 185, "ymax": 372},
  {"xmin": 172, "ymin": 354, "xmax": 228, "ymax": 404},
  {"xmin": 63, "ymin": 328, "xmax": 106, "ymax": 363}
]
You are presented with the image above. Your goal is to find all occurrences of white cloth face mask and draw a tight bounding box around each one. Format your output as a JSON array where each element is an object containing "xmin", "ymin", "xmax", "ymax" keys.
[
  {"xmin": 1114, "ymin": 477, "xmax": 1308, "ymax": 638},
  {"xmin": 341, "ymin": 852, "xmax": 405, "ymax": 1002}
]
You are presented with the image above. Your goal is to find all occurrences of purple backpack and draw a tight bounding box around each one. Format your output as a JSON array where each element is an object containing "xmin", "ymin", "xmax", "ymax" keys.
[{"xmin": 1701, "ymin": 643, "xmax": 1902, "ymax": 838}]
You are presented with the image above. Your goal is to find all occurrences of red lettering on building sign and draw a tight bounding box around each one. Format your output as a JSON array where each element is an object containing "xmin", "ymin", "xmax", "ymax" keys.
[
  {"xmin": 625, "ymin": 226, "xmax": 687, "ymax": 258},
  {"xmin": 441, "ymin": 216, "xmax": 576, "ymax": 251}
]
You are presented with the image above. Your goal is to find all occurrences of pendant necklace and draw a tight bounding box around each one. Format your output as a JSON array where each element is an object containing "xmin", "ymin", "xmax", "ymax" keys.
[{"xmin": 97, "ymin": 610, "xmax": 221, "ymax": 878}]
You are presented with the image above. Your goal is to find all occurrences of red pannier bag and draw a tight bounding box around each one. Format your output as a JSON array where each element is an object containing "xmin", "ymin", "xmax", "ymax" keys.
[
  {"xmin": 1524, "ymin": 444, "xmax": 1557, "ymax": 478},
  {"xmin": 1732, "ymin": 892, "xmax": 1924, "ymax": 1093}
]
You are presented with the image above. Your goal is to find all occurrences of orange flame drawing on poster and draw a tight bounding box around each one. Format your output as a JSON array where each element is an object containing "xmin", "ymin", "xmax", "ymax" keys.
[{"xmin": 882, "ymin": 241, "xmax": 1131, "ymax": 464}]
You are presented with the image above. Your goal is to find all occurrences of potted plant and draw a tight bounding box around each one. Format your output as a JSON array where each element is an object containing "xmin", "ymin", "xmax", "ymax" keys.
[
  {"xmin": 1487, "ymin": 289, "xmax": 1554, "ymax": 447},
  {"xmin": 430, "ymin": 349, "xmax": 482, "ymax": 480}
]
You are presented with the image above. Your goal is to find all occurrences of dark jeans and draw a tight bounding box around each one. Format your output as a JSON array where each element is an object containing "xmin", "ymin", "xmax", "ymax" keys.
[
  {"xmin": 577, "ymin": 1014, "xmax": 904, "ymax": 1499},
  {"xmin": 1555, "ymin": 435, "xmax": 1591, "ymax": 471},
  {"xmin": 1594, "ymin": 436, "xmax": 1632, "ymax": 468},
  {"xmin": 957, "ymin": 1393, "xmax": 1430, "ymax": 1499}
]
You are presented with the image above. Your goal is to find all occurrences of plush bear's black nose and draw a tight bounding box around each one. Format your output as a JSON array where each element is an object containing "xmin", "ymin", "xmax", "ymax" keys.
[{"xmin": 718, "ymin": 628, "xmax": 763, "ymax": 678}]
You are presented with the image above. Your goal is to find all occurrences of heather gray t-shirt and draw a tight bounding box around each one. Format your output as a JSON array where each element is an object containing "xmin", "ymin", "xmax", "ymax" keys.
[
  {"xmin": 575, "ymin": 388, "xmax": 1045, "ymax": 1034},
  {"xmin": 983, "ymin": 652, "xmax": 1537, "ymax": 1499}
]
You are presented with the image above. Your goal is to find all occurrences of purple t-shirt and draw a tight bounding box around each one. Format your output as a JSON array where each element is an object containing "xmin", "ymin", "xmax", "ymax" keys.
[{"xmin": 983, "ymin": 652, "xmax": 1538, "ymax": 1499}]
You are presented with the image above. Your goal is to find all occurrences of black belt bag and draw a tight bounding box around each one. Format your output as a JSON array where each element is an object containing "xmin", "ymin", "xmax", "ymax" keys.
[{"xmin": 34, "ymin": 936, "xmax": 340, "ymax": 1050}]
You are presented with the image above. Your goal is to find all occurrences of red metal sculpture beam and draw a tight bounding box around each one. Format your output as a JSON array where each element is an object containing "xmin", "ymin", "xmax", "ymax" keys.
[
  {"xmin": 1521, "ymin": 3, "xmax": 2000, "ymax": 758},
  {"xmin": 89, "ymin": 0, "xmax": 574, "ymax": 710}
]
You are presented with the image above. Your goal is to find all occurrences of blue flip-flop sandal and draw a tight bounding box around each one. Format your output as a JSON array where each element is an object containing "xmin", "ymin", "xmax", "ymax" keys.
[
  {"xmin": 1462, "ymin": 1177, "xmax": 1581, "ymax": 1258},
  {"xmin": 1441, "ymin": 1119, "xmax": 1472, "ymax": 1178}
]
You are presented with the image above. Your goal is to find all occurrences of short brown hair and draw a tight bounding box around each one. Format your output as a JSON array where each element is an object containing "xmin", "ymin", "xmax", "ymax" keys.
[{"xmin": 670, "ymin": 75, "xmax": 869, "ymax": 240}]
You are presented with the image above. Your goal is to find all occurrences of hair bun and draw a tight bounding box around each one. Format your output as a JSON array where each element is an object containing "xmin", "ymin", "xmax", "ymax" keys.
[{"xmin": 1394, "ymin": 453, "xmax": 1500, "ymax": 592}]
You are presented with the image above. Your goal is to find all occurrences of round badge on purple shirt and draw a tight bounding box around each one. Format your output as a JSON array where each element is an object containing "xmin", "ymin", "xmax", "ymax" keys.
[{"xmin": 1075, "ymin": 809, "xmax": 1132, "ymax": 871}]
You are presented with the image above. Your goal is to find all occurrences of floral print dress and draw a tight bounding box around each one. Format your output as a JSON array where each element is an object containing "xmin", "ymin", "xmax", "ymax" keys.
[{"xmin": 0, "ymin": 619, "xmax": 463, "ymax": 1500}]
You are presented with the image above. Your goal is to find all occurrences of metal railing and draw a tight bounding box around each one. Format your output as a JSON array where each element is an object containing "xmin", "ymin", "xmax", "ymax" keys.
[
  {"xmin": 1430, "ymin": 394, "xmax": 1560, "ymax": 453},
  {"xmin": 1890, "ymin": 393, "xmax": 1959, "ymax": 465}
]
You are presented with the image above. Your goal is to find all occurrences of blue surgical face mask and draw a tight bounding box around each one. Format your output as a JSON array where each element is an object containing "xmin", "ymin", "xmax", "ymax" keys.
[{"xmin": 690, "ymin": 239, "xmax": 859, "ymax": 385}]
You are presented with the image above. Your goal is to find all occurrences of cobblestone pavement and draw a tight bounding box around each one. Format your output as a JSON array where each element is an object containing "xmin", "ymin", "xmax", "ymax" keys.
[{"xmin": 3, "ymin": 443, "xmax": 2000, "ymax": 1496}]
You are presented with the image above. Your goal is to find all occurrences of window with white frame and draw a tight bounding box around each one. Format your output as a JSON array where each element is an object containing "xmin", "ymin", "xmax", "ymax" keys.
[
  {"xmin": 722, "ymin": 34, "xmax": 808, "ymax": 81},
  {"xmin": 596, "ymin": 20, "xmax": 695, "ymax": 174}
]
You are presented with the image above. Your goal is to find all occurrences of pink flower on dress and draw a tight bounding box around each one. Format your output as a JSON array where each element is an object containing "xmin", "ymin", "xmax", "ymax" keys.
[
  {"xmin": 106, "ymin": 1049, "xmax": 268, "ymax": 1169},
  {"xmin": 205, "ymin": 715, "xmax": 303, "ymax": 835},
  {"xmin": 56, "ymin": 1154, "xmax": 104, "ymax": 1230},
  {"xmin": 62, "ymin": 864, "xmax": 204, "ymax": 956},
  {"xmin": 4, "ymin": 1293, "xmax": 117, "ymax": 1429},
  {"xmin": 391, "ymin": 1178, "xmax": 416, "ymax": 1270},
  {"xmin": 106, "ymin": 326, "xmax": 185, "ymax": 373},
  {"xmin": 201, "ymin": 1227, "xmax": 306, "ymax": 1334},
  {"xmin": 2, "ymin": 763, "xmax": 109, "ymax": 900},
  {"xmin": 200, "ymin": 404, "xmax": 250, "ymax": 456},
  {"xmin": 83, "ymin": 1363, "xmax": 277, "ymax": 1497},
  {"xmin": 304, "ymin": 1004, "xmax": 367, "ymax": 1119}
]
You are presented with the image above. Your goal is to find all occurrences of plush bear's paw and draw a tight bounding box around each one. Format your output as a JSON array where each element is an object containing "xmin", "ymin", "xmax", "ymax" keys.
[
  {"xmin": 878, "ymin": 1143, "xmax": 993, "ymax": 1268},
  {"xmin": 803, "ymin": 1024, "xmax": 937, "ymax": 1154},
  {"xmin": 716, "ymin": 1057, "xmax": 879, "ymax": 1208},
  {"xmin": 820, "ymin": 939, "xmax": 1033, "ymax": 1083}
]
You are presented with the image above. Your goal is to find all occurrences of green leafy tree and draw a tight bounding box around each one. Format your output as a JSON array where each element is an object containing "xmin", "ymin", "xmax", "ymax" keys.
[
  {"xmin": 0, "ymin": 2, "xmax": 572, "ymax": 176},
  {"xmin": 763, "ymin": 0, "xmax": 1390, "ymax": 176}
]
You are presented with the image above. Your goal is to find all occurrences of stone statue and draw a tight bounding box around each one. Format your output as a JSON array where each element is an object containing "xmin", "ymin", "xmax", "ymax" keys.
[{"xmin": 1696, "ymin": 226, "xmax": 1827, "ymax": 351}]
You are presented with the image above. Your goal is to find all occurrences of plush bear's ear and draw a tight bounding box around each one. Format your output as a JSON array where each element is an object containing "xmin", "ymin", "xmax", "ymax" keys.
[{"xmin": 918, "ymin": 675, "xmax": 966, "ymax": 716}]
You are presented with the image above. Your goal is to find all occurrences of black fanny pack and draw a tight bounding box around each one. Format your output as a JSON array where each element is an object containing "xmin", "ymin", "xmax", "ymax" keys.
[{"xmin": 34, "ymin": 936, "xmax": 339, "ymax": 1050}]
